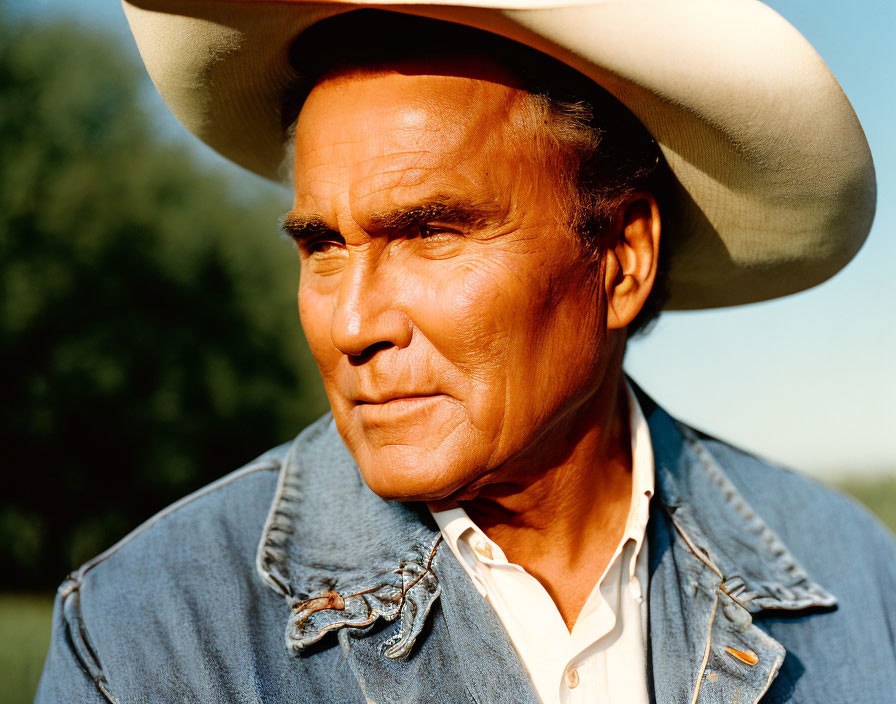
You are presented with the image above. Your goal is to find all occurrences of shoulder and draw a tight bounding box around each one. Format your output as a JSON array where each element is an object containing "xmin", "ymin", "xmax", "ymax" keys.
[
  {"xmin": 69, "ymin": 412, "xmax": 347, "ymax": 588},
  {"xmin": 64, "ymin": 438, "xmax": 291, "ymax": 630},
  {"xmin": 694, "ymin": 427, "xmax": 891, "ymax": 540},
  {"xmin": 75, "ymin": 441, "xmax": 287, "ymax": 587},
  {"xmin": 38, "ymin": 435, "xmax": 295, "ymax": 702},
  {"xmin": 690, "ymin": 425, "xmax": 896, "ymax": 589}
]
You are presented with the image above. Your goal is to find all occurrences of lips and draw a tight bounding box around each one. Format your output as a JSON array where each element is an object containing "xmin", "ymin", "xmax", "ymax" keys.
[
  {"xmin": 355, "ymin": 392, "xmax": 442, "ymax": 405},
  {"xmin": 351, "ymin": 392, "xmax": 448, "ymax": 424}
]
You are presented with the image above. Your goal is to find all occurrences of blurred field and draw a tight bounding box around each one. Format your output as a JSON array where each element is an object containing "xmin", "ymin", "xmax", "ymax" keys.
[
  {"xmin": 1, "ymin": 478, "xmax": 893, "ymax": 703},
  {"xmin": 838, "ymin": 476, "xmax": 896, "ymax": 535},
  {"xmin": 0, "ymin": 594, "xmax": 53, "ymax": 704}
]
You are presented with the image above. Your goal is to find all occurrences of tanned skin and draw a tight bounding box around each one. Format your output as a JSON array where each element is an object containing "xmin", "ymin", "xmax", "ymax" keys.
[{"xmin": 284, "ymin": 57, "xmax": 660, "ymax": 630}]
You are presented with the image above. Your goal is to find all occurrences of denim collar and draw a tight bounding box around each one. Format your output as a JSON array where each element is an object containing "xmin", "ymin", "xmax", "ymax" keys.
[
  {"xmin": 255, "ymin": 391, "xmax": 835, "ymax": 680},
  {"xmin": 255, "ymin": 416, "xmax": 443, "ymax": 659},
  {"xmin": 632, "ymin": 382, "xmax": 836, "ymax": 614}
]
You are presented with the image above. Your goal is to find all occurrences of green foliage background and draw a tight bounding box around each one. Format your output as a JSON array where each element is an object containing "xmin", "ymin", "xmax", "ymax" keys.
[{"xmin": 0, "ymin": 11, "xmax": 327, "ymax": 591}]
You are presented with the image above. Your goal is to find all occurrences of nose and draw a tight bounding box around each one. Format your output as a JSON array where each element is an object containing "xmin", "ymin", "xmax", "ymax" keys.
[{"xmin": 329, "ymin": 257, "xmax": 412, "ymax": 359}]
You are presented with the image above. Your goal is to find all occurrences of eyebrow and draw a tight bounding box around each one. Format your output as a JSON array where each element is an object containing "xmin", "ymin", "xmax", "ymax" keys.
[
  {"xmin": 279, "ymin": 213, "xmax": 333, "ymax": 243},
  {"xmin": 280, "ymin": 196, "xmax": 503, "ymax": 243},
  {"xmin": 367, "ymin": 197, "xmax": 502, "ymax": 232}
]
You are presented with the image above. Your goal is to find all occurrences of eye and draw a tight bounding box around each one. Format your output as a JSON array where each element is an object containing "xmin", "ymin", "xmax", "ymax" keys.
[
  {"xmin": 305, "ymin": 235, "xmax": 345, "ymax": 255},
  {"xmin": 301, "ymin": 235, "xmax": 348, "ymax": 275},
  {"xmin": 411, "ymin": 224, "xmax": 464, "ymax": 259},
  {"xmin": 417, "ymin": 224, "xmax": 456, "ymax": 242}
]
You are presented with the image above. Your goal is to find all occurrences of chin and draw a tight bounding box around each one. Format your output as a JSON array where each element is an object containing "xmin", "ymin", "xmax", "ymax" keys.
[{"xmin": 355, "ymin": 444, "xmax": 476, "ymax": 502}]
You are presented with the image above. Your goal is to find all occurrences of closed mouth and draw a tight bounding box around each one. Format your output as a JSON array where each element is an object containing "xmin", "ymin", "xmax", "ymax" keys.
[{"xmin": 356, "ymin": 393, "xmax": 443, "ymax": 406}]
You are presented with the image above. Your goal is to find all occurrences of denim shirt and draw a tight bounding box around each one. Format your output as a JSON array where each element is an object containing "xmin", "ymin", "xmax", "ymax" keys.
[{"xmin": 36, "ymin": 389, "xmax": 896, "ymax": 703}]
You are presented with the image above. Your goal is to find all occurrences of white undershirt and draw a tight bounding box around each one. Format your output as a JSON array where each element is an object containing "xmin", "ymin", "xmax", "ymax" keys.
[{"xmin": 430, "ymin": 383, "xmax": 654, "ymax": 704}]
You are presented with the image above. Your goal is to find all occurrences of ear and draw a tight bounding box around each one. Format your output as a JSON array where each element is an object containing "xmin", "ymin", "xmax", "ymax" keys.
[{"xmin": 602, "ymin": 192, "xmax": 661, "ymax": 330}]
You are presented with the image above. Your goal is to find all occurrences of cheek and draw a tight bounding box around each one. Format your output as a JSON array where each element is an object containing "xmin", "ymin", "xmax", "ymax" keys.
[
  {"xmin": 406, "ymin": 253, "xmax": 545, "ymax": 434},
  {"xmin": 297, "ymin": 284, "xmax": 339, "ymax": 380},
  {"xmin": 525, "ymin": 261, "xmax": 607, "ymax": 411},
  {"xmin": 420, "ymin": 249, "xmax": 605, "ymax": 444},
  {"xmin": 423, "ymin": 250, "xmax": 573, "ymax": 367},
  {"xmin": 409, "ymin": 256, "xmax": 525, "ymax": 393}
]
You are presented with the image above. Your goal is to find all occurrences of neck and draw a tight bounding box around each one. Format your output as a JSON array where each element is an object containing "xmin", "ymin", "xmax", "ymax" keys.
[{"xmin": 460, "ymin": 352, "xmax": 634, "ymax": 630}]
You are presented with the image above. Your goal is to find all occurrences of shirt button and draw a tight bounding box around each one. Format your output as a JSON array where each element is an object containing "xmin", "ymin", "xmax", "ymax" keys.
[{"xmin": 565, "ymin": 666, "xmax": 580, "ymax": 689}]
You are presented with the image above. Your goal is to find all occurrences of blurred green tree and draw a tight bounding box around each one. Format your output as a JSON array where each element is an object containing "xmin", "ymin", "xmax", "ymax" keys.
[{"xmin": 0, "ymin": 11, "xmax": 327, "ymax": 589}]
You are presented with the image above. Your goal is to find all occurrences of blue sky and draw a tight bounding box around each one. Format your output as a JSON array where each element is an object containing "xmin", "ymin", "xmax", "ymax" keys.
[{"xmin": 18, "ymin": 0, "xmax": 896, "ymax": 477}]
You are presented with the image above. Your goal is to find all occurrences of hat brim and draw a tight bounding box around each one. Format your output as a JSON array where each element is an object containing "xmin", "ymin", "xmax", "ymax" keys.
[{"xmin": 122, "ymin": 0, "xmax": 876, "ymax": 309}]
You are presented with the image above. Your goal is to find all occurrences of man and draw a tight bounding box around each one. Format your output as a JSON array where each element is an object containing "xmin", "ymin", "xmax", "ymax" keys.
[{"xmin": 38, "ymin": 2, "xmax": 894, "ymax": 703}]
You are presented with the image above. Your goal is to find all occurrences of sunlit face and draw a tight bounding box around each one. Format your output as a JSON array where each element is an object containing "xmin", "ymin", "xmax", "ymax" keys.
[{"xmin": 289, "ymin": 62, "xmax": 613, "ymax": 502}]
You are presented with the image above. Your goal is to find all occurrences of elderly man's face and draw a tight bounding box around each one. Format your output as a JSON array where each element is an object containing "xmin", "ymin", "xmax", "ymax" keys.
[{"xmin": 290, "ymin": 62, "xmax": 613, "ymax": 502}]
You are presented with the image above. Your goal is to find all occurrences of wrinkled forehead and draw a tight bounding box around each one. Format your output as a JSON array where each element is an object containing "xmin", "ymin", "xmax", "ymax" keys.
[
  {"xmin": 291, "ymin": 67, "xmax": 529, "ymax": 219},
  {"xmin": 296, "ymin": 50, "xmax": 526, "ymax": 145},
  {"xmin": 292, "ymin": 48, "xmax": 531, "ymax": 163},
  {"xmin": 297, "ymin": 55, "xmax": 526, "ymax": 137},
  {"xmin": 283, "ymin": 54, "xmax": 537, "ymax": 197}
]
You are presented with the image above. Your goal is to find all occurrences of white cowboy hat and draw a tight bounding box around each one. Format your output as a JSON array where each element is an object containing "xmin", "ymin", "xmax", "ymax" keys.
[{"xmin": 121, "ymin": 0, "xmax": 875, "ymax": 310}]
